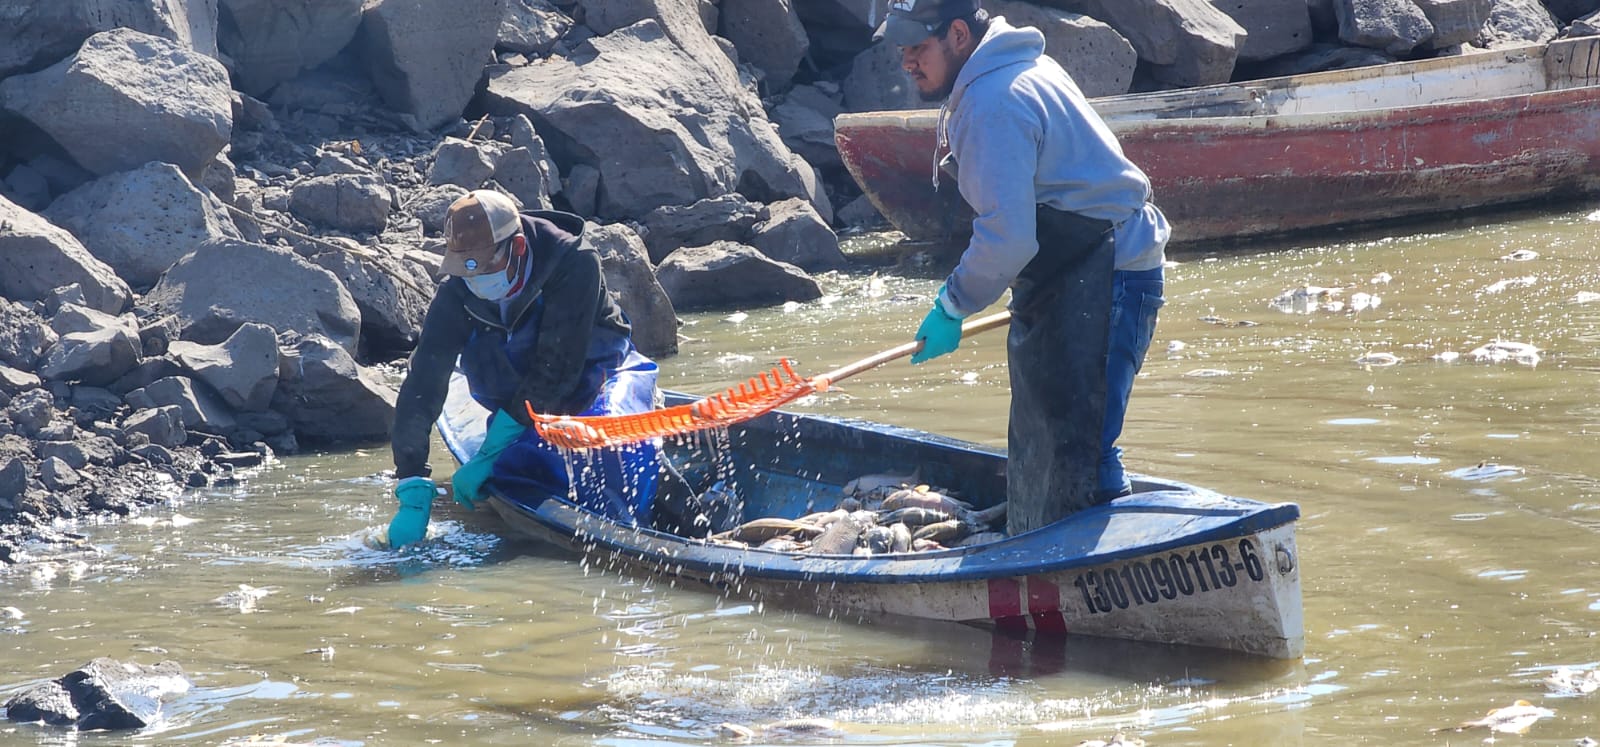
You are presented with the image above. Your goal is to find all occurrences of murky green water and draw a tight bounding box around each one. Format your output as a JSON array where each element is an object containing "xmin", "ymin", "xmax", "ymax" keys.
[{"xmin": 5, "ymin": 205, "xmax": 1600, "ymax": 745}]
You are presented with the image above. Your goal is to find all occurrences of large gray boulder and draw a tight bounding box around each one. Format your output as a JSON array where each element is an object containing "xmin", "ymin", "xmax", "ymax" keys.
[
  {"xmin": 216, "ymin": 0, "xmax": 365, "ymax": 97},
  {"xmin": 0, "ymin": 301, "xmax": 58, "ymax": 371},
  {"xmin": 287, "ymin": 174, "xmax": 391, "ymax": 234},
  {"xmin": 271, "ymin": 333, "xmax": 396, "ymax": 443},
  {"xmin": 43, "ymin": 162, "xmax": 242, "ymax": 291},
  {"xmin": 1334, "ymin": 0, "xmax": 1436, "ymax": 54},
  {"xmin": 718, "ymin": 0, "xmax": 809, "ymax": 91},
  {"xmin": 483, "ymin": 18, "xmax": 808, "ymax": 220},
  {"xmin": 0, "ymin": 28, "xmax": 232, "ymax": 180},
  {"xmin": 0, "ymin": 195, "xmax": 132, "ymax": 314},
  {"xmin": 1476, "ymin": 0, "xmax": 1560, "ymax": 47},
  {"xmin": 1054, "ymin": 0, "xmax": 1245, "ymax": 86},
  {"xmin": 636, "ymin": 194, "xmax": 766, "ymax": 264},
  {"xmin": 2, "ymin": 657, "xmax": 189, "ymax": 731},
  {"xmin": 304, "ymin": 240, "xmax": 432, "ymax": 357},
  {"xmin": 842, "ymin": 41, "xmax": 928, "ymax": 113},
  {"xmin": 749, "ymin": 198, "xmax": 846, "ymax": 271},
  {"xmin": 168, "ymin": 322, "xmax": 279, "ymax": 412},
  {"xmin": 355, "ymin": 0, "xmax": 503, "ymax": 131},
  {"xmin": 586, "ymin": 222, "xmax": 678, "ymax": 359},
  {"xmin": 1204, "ymin": 0, "xmax": 1315, "ymax": 61},
  {"xmin": 1415, "ymin": 0, "xmax": 1493, "ymax": 48},
  {"xmin": 0, "ymin": 1, "xmax": 219, "ymax": 79},
  {"xmin": 989, "ymin": 1, "xmax": 1139, "ymax": 96},
  {"xmin": 656, "ymin": 241, "xmax": 823, "ymax": 311},
  {"xmin": 499, "ymin": 0, "xmax": 573, "ymax": 56},
  {"xmin": 141, "ymin": 239, "xmax": 363, "ymax": 355},
  {"xmin": 37, "ymin": 304, "xmax": 142, "ymax": 387}
]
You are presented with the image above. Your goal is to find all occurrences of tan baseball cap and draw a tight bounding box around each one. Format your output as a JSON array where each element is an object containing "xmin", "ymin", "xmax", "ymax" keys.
[{"xmin": 441, "ymin": 190, "xmax": 521, "ymax": 276}]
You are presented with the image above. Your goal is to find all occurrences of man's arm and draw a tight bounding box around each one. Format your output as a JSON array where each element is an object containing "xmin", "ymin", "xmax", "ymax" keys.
[
  {"xmin": 391, "ymin": 281, "xmax": 473, "ymax": 478},
  {"xmin": 942, "ymin": 99, "xmax": 1044, "ymax": 318}
]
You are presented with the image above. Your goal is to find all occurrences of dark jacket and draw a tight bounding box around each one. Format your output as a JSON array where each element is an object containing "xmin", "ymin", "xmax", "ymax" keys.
[{"xmin": 391, "ymin": 210, "xmax": 632, "ymax": 479}]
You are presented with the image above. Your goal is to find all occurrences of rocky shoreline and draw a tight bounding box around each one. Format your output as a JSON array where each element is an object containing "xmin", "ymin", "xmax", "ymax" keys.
[{"xmin": 0, "ymin": 0, "xmax": 1594, "ymax": 573}]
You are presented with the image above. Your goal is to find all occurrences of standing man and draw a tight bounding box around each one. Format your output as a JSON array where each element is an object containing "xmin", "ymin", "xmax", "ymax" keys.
[
  {"xmin": 385, "ymin": 190, "xmax": 661, "ymax": 548},
  {"xmin": 882, "ymin": 0, "xmax": 1168, "ymax": 533}
]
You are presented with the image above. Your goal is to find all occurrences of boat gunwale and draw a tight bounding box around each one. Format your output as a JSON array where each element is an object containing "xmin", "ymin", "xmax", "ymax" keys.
[
  {"xmin": 443, "ymin": 396, "xmax": 1301, "ymax": 586},
  {"xmin": 833, "ymin": 39, "xmax": 1596, "ymax": 131}
]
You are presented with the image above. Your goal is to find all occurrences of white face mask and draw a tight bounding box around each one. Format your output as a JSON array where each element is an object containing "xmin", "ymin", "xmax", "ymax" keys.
[{"xmin": 463, "ymin": 269, "xmax": 514, "ymax": 300}]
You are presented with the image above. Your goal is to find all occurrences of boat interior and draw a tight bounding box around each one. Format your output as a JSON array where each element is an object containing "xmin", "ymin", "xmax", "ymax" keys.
[{"xmin": 1091, "ymin": 35, "xmax": 1600, "ymax": 121}]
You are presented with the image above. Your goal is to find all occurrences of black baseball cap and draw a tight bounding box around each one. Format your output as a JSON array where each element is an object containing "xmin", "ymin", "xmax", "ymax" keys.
[{"xmin": 873, "ymin": 0, "xmax": 981, "ymax": 47}]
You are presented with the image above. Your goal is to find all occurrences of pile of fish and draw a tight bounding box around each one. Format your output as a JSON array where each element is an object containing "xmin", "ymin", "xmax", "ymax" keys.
[{"xmin": 701, "ymin": 476, "xmax": 1007, "ymax": 556}]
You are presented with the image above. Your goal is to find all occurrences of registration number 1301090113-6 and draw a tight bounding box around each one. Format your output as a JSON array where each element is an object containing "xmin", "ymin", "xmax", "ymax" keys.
[{"xmin": 1071, "ymin": 539, "xmax": 1267, "ymax": 614}]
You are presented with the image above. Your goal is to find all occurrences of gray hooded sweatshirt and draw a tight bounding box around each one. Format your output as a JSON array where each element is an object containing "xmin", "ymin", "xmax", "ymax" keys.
[{"xmin": 936, "ymin": 17, "xmax": 1169, "ymax": 318}]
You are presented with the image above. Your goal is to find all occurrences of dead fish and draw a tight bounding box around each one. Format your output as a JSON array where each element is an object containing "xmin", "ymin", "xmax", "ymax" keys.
[
  {"xmin": 843, "ymin": 469, "xmax": 919, "ymax": 498},
  {"xmin": 913, "ymin": 519, "xmax": 971, "ymax": 544},
  {"xmin": 1432, "ymin": 351, "xmax": 1461, "ymax": 362},
  {"xmin": 1545, "ymin": 667, "xmax": 1600, "ymax": 695},
  {"xmin": 721, "ymin": 718, "xmax": 842, "ymax": 742},
  {"xmin": 1469, "ymin": 339, "xmax": 1541, "ymax": 366},
  {"xmin": 954, "ymin": 531, "xmax": 1007, "ymax": 548},
  {"xmin": 758, "ymin": 537, "xmax": 804, "ymax": 553},
  {"xmin": 1354, "ymin": 351, "xmax": 1400, "ymax": 367},
  {"xmin": 1347, "ymin": 291, "xmax": 1381, "ymax": 312},
  {"xmin": 1479, "ymin": 275, "xmax": 1538, "ymax": 295},
  {"xmin": 1501, "ymin": 248, "xmax": 1540, "ymax": 261},
  {"xmin": 214, "ymin": 584, "xmax": 277, "ymax": 614},
  {"xmin": 890, "ymin": 523, "xmax": 913, "ymax": 553},
  {"xmin": 964, "ymin": 502, "xmax": 1008, "ymax": 528},
  {"xmin": 1270, "ymin": 284, "xmax": 1342, "ymax": 314},
  {"xmin": 797, "ymin": 509, "xmax": 849, "ymax": 528},
  {"xmin": 809, "ymin": 514, "xmax": 867, "ymax": 555},
  {"xmin": 1449, "ymin": 461, "xmax": 1527, "ymax": 480},
  {"xmin": 722, "ymin": 518, "xmax": 823, "ymax": 545},
  {"xmin": 1184, "ymin": 368, "xmax": 1233, "ymax": 378},
  {"xmin": 861, "ymin": 526, "xmax": 894, "ymax": 554},
  {"xmin": 880, "ymin": 506, "xmax": 954, "ymax": 527},
  {"xmin": 911, "ymin": 538, "xmax": 946, "ymax": 552},
  {"xmin": 881, "ymin": 485, "xmax": 972, "ymax": 513},
  {"xmin": 1431, "ymin": 699, "xmax": 1554, "ymax": 734},
  {"xmin": 1076, "ymin": 734, "xmax": 1146, "ymax": 747},
  {"xmin": 1198, "ymin": 314, "xmax": 1257, "ymax": 327}
]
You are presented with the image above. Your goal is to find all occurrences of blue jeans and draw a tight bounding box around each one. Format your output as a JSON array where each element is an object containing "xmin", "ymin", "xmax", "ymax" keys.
[{"xmin": 1099, "ymin": 267, "xmax": 1165, "ymax": 498}]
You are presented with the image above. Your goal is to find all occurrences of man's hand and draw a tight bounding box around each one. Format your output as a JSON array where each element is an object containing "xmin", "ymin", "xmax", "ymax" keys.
[
  {"xmin": 387, "ymin": 476, "xmax": 438, "ymax": 548},
  {"xmin": 911, "ymin": 297, "xmax": 964, "ymax": 364},
  {"xmin": 450, "ymin": 409, "xmax": 527, "ymax": 510}
]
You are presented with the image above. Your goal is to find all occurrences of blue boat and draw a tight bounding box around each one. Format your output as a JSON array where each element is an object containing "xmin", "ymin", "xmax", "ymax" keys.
[{"xmin": 439, "ymin": 373, "xmax": 1304, "ymax": 659}]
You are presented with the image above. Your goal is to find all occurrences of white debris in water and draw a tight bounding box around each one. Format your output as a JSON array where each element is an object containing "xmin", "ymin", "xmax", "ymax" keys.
[
  {"xmin": 1371, "ymin": 271, "xmax": 1393, "ymax": 285},
  {"xmin": 1166, "ymin": 340, "xmax": 1185, "ymax": 354},
  {"xmin": 1468, "ymin": 340, "xmax": 1541, "ymax": 366},
  {"xmin": 1348, "ymin": 292, "xmax": 1381, "ymax": 312},
  {"xmin": 723, "ymin": 312, "xmax": 749, "ymax": 324},
  {"xmin": 1, "ymin": 606, "xmax": 22, "ymax": 620},
  {"xmin": 1269, "ymin": 284, "xmax": 1342, "ymax": 314},
  {"xmin": 1478, "ymin": 275, "xmax": 1537, "ymax": 295},
  {"xmin": 1354, "ymin": 351, "xmax": 1400, "ymax": 367},
  {"xmin": 960, "ymin": 371, "xmax": 979, "ymax": 384},
  {"xmin": 214, "ymin": 584, "xmax": 277, "ymax": 614},
  {"xmin": 1447, "ymin": 462, "xmax": 1527, "ymax": 480},
  {"xmin": 1573, "ymin": 291, "xmax": 1600, "ymax": 304},
  {"xmin": 1500, "ymin": 249, "xmax": 1540, "ymax": 261},
  {"xmin": 1544, "ymin": 667, "xmax": 1600, "ymax": 695},
  {"xmin": 781, "ymin": 301, "xmax": 801, "ymax": 313},
  {"xmin": 862, "ymin": 276, "xmax": 888, "ymax": 297},
  {"xmin": 1588, "ymin": 209, "xmax": 1600, "ymax": 222},
  {"xmin": 1183, "ymin": 368, "xmax": 1233, "ymax": 378},
  {"xmin": 1432, "ymin": 351, "xmax": 1461, "ymax": 363},
  {"xmin": 715, "ymin": 353, "xmax": 755, "ymax": 366}
]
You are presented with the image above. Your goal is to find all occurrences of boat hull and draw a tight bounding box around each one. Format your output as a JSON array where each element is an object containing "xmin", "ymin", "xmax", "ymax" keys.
[
  {"xmin": 834, "ymin": 37, "xmax": 1600, "ymax": 245},
  {"xmin": 441, "ymin": 373, "xmax": 1305, "ymax": 659}
]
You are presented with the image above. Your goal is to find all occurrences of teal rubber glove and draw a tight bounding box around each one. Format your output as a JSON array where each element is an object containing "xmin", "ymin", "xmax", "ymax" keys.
[
  {"xmin": 910, "ymin": 296, "xmax": 964, "ymax": 364},
  {"xmin": 450, "ymin": 409, "xmax": 528, "ymax": 510},
  {"xmin": 388, "ymin": 476, "xmax": 437, "ymax": 548}
]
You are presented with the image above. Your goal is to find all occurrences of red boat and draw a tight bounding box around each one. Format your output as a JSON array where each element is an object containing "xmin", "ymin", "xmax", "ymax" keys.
[{"xmin": 835, "ymin": 36, "xmax": 1600, "ymax": 246}]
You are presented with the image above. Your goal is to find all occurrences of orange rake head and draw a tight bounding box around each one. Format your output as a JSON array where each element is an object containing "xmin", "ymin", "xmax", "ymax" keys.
[{"xmin": 528, "ymin": 359, "xmax": 817, "ymax": 449}]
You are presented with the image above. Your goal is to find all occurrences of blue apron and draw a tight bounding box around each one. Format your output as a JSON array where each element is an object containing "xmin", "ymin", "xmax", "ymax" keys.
[{"xmin": 485, "ymin": 348, "xmax": 660, "ymax": 525}]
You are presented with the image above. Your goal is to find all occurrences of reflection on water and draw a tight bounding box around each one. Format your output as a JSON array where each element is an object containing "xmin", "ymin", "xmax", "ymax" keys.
[{"xmin": 5, "ymin": 205, "xmax": 1600, "ymax": 745}]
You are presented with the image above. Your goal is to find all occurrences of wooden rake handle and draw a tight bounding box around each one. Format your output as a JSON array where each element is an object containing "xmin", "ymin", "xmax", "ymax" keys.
[{"xmin": 812, "ymin": 310, "xmax": 1013, "ymax": 389}]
